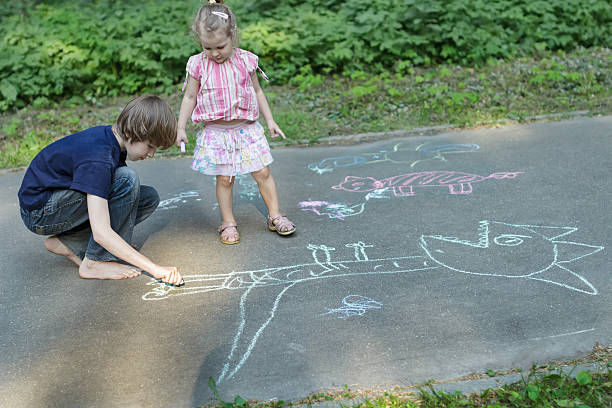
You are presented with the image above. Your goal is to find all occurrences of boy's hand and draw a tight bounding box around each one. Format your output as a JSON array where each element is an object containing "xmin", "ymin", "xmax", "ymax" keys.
[
  {"xmin": 267, "ymin": 121, "xmax": 286, "ymax": 139},
  {"xmin": 153, "ymin": 265, "xmax": 183, "ymax": 286},
  {"xmin": 176, "ymin": 129, "xmax": 188, "ymax": 147}
]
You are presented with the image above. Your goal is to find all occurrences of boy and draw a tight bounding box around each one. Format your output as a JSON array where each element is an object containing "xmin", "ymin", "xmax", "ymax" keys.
[{"xmin": 18, "ymin": 95, "xmax": 183, "ymax": 285}]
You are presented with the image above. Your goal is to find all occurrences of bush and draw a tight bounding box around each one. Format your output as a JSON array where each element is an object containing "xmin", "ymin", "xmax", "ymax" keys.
[
  {"xmin": 0, "ymin": 0, "xmax": 610, "ymax": 111},
  {"xmin": 0, "ymin": 0, "xmax": 201, "ymax": 110},
  {"xmin": 238, "ymin": 0, "xmax": 611, "ymax": 78}
]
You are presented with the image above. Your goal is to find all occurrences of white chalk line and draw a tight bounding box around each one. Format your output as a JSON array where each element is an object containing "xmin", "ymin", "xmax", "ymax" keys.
[{"xmin": 528, "ymin": 328, "xmax": 596, "ymax": 341}]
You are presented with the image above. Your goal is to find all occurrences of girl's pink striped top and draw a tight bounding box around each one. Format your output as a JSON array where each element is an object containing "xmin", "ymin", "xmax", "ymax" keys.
[{"xmin": 183, "ymin": 48, "xmax": 268, "ymax": 123}]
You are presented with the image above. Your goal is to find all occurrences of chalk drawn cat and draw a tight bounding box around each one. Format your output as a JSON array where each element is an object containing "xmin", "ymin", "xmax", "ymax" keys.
[
  {"xmin": 421, "ymin": 221, "xmax": 602, "ymax": 290},
  {"xmin": 332, "ymin": 171, "xmax": 522, "ymax": 196},
  {"xmin": 142, "ymin": 221, "xmax": 603, "ymax": 383}
]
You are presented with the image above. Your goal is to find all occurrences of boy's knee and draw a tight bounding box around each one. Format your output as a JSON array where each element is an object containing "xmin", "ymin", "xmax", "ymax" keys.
[
  {"xmin": 112, "ymin": 167, "xmax": 140, "ymax": 191},
  {"xmin": 114, "ymin": 166, "xmax": 139, "ymax": 181},
  {"xmin": 140, "ymin": 185, "xmax": 160, "ymax": 208}
]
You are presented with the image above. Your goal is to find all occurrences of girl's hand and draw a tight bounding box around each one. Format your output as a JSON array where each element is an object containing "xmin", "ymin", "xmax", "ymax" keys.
[
  {"xmin": 267, "ymin": 121, "xmax": 286, "ymax": 139},
  {"xmin": 176, "ymin": 129, "xmax": 188, "ymax": 147},
  {"xmin": 152, "ymin": 265, "xmax": 184, "ymax": 286}
]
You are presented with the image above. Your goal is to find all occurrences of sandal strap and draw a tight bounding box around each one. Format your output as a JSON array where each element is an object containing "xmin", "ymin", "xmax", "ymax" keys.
[
  {"xmin": 218, "ymin": 221, "xmax": 238, "ymax": 233},
  {"xmin": 268, "ymin": 213, "xmax": 285, "ymax": 222},
  {"xmin": 268, "ymin": 213, "xmax": 294, "ymax": 229}
]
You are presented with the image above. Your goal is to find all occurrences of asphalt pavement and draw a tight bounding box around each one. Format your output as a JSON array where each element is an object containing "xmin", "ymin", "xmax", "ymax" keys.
[{"xmin": 1, "ymin": 116, "xmax": 610, "ymax": 407}]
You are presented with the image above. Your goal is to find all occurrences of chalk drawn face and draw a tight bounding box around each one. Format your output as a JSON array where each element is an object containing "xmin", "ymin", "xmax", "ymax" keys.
[
  {"xmin": 420, "ymin": 221, "xmax": 557, "ymax": 277},
  {"xmin": 331, "ymin": 176, "xmax": 382, "ymax": 192}
]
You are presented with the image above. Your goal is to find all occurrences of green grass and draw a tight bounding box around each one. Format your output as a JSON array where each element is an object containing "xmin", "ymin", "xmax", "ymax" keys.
[
  {"xmin": 200, "ymin": 344, "xmax": 612, "ymax": 408},
  {"xmin": 417, "ymin": 367, "xmax": 612, "ymax": 408},
  {"xmin": 204, "ymin": 366, "xmax": 612, "ymax": 408},
  {"xmin": 1, "ymin": 47, "xmax": 610, "ymax": 169}
]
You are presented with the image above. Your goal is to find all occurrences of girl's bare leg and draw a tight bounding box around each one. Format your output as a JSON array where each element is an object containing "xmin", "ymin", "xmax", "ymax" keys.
[
  {"xmin": 216, "ymin": 175, "xmax": 236, "ymax": 223},
  {"xmin": 252, "ymin": 167, "xmax": 295, "ymax": 234},
  {"xmin": 251, "ymin": 167, "xmax": 280, "ymax": 216},
  {"xmin": 216, "ymin": 175, "xmax": 239, "ymax": 242}
]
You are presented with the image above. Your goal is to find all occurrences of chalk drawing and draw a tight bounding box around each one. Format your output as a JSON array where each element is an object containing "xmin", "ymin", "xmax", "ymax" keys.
[
  {"xmin": 332, "ymin": 171, "xmax": 522, "ymax": 196},
  {"xmin": 158, "ymin": 191, "xmax": 201, "ymax": 210},
  {"xmin": 527, "ymin": 328, "xmax": 596, "ymax": 341},
  {"xmin": 287, "ymin": 343, "xmax": 305, "ymax": 353},
  {"xmin": 142, "ymin": 221, "xmax": 603, "ymax": 383},
  {"xmin": 346, "ymin": 241, "xmax": 373, "ymax": 260},
  {"xmin": 297, "ymin": 201, "xmax": 366, "ymax": 220},
  {"xmin": 420, "ymin": 221, "xmax": 602, "ymax": 295},
  {"xmin": 212, "ymin": 174, "xmax": 261, "ymax": 201},
  {"xmin": 143, "ymin": 243, "xmax": 434, "ymax": 383},
  {"xmin": 308, "ymin": 156, "xmax": 368, "ymax": 174},
  {"xmin": 211, "ymin": 174, "xmax": 263, "ymax": 210},
  {"xmin": 319, "ymin": 295, "xmax": 383, "ymax": 319},
  {"xmin": 307, "ymin": 143, "xmax": 480, "ymax": 174},
  {"xmin": 298, "ymin": 189, "xmax": 390, "ymax": 220},
  {"xmin": 301, "ymin": 171, "xmax": 521, "ymax": 220},
  {"xmin": 365, "ymin": 188, "xmax": 392, "ymax": 200},
  {"xmin": 236, "ymin": 174, "xmax": 261, "ymax": 202}
]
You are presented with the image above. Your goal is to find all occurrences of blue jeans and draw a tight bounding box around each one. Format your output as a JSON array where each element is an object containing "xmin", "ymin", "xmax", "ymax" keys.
[{"xmin": 20, "ymin": 167, "xmax": 159, "ymax": 262}]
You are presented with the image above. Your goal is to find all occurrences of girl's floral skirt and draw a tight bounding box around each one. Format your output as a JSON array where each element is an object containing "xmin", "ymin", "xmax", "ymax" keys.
[{"xmin": 191, "ymin": 121, "xmax": 273, "ymax": 176}]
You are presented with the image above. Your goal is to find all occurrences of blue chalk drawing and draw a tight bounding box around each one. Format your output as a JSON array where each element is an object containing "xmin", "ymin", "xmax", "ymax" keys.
[
  {"xmin": 297, "ymin": 200, "xmax": 366, "ymax": 220},
  {"xmin": 158, "ymin": 191, "xmax": 201, "ymax": 210},
  {"xmin": 319, "ymin": 295, "xmax": 383, "ymax": 319},
  {"xmin": 235, "ymin": 174, "xmax": 261, "ymax": 201},
  {"xmin": 307, "ymin": 142, "xmax": 480, "ymax": 174},
  {"xmin": 142, "ymin": 221, "xmax": 603, "ymax": 383},
  {"xmin": 212, "ymin": 174, "xmax": 263, "ymax": 210}
]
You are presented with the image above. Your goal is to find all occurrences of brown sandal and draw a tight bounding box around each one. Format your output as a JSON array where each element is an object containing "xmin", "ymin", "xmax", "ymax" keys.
[
  {"xmin": 218, "ymin": 221, "xmax": 239, "ymax": 245},
  {"xmin": 267, "ymin": 213, "xmax": 296, "ymax": 236}
]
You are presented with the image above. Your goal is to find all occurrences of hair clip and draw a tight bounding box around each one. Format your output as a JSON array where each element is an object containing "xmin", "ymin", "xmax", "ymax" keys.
[{"xmin": 211, "ymin": 11, "xmax": 229, "ymax": 20}]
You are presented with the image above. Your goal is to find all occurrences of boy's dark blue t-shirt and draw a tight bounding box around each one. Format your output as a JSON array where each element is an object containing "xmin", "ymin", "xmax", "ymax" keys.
[{"xmin": 18, "ymin": 125, "xmax": 127, "ymax": 210}]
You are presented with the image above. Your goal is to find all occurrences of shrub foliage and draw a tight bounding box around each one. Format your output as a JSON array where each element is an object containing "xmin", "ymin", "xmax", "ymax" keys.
[{"xmin": 1, "ymin": 0, "xmax": 610, "ymax": 110}]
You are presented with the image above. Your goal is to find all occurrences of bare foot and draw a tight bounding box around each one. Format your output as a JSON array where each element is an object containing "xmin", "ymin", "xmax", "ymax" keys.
[
  {"xmin": 79, "ymin": 257, "xmax": 141, "ymax": 280},
  {"xmin": 44, "ymin": 236, "xmax": 82, "ymax": 266}
]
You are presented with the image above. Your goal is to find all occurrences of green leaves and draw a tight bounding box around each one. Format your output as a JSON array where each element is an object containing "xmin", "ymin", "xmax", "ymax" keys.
[
  {"xmin": 526, "ymin": 383, "xmax": 540, "ymax": 401},
  {"xmin": 414, "ymin": 366, "xmax": 611, "ymax": 408},
  {"xmin": 0, "ymin": 0, "xmax": 610, "ymax": 111},
  {"xmin": 0, "ymin": 80, "xmax": 17, "ymax": 102},
  {"xmin": 351, "ymin": 85, "xmax": 377, "ymax": 99},
  {"xmin": 0, "ymin": 0, "xmax": 200, "ymax": 111},
  {"xmin": 576, "ymin": 371, "xmax": 592, "ymax": 386},
  {"xmin": 207, "ymin": 376, "xmax": 248, "ymax": 408}
]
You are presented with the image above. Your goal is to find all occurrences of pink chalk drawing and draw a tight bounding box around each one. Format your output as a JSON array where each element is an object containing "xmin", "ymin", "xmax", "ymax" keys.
[{"xmin": 332, "ymin": 171, "xmax": 522, "ymax": 196}]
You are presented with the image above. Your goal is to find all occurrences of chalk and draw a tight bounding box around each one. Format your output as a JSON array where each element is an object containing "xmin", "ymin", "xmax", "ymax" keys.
[
  {"xmin": 180, "ymin": 141, "xmax": 186, "ymax": 153},
  {"xmin": 155, "ymin": 278, "xmax": 185, "ymax": 287}
]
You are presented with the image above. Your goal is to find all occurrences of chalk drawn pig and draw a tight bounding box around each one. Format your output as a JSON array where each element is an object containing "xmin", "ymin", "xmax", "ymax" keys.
[{"xmin": 332, "ymin": 171, "xmax": 522, "ymax": 196}]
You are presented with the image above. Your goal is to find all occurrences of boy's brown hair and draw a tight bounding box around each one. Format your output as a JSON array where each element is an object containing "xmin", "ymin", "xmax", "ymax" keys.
[{"xmin": 114, "ymin": 95, "xmax": 177, "ymax": 149}]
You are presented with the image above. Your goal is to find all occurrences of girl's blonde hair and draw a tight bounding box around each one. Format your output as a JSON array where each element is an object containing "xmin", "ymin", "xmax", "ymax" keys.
[{"xmin": 192, "ymin": 0, "xmax": 238, "ymax": 44}]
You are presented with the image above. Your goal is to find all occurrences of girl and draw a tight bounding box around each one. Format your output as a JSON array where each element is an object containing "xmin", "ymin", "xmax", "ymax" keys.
[{"xmin": 176, "ymin": 0, "xmax": 296, "ymax": 245}]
